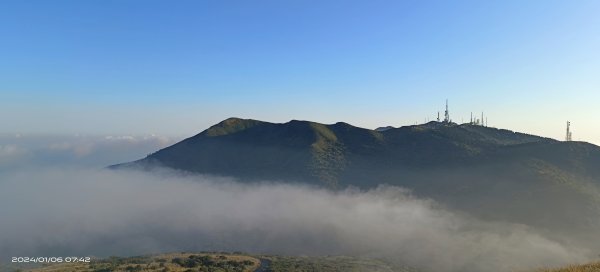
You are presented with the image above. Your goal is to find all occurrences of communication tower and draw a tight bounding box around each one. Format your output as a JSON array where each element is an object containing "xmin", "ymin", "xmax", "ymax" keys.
[
  {"xmin": 444, "ymin": 99, "xmax": 450, "ymax": 123},
  {"xmin": 566, "ymin": 121, "xmax": 573, "ymax": 141}
]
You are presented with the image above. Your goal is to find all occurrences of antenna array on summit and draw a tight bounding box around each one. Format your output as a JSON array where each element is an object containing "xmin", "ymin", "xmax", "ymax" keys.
[
  {"xmin": 444, "ymin": 99, "xmax": 451, "ymax": 123},
  {"xmin": 428, "ymin": 100, "xmax": 489, "ymax": 127}
]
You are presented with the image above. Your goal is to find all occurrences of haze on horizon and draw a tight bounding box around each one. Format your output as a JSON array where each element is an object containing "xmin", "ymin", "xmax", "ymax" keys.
[{"xmin": 1, "ymin": 1, "xmax": 599, "ymax": 145}]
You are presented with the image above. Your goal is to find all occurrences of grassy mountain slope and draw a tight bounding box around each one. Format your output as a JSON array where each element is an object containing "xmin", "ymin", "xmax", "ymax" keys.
[{"xmin": 115, "ymin": 118, "xmax": 600, "ymax": 243}]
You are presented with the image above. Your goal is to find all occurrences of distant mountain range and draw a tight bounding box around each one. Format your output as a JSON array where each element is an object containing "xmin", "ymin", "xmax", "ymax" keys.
[{"xmin": 114, "ymin": 117, "xmax": 600, "ymax": 245}]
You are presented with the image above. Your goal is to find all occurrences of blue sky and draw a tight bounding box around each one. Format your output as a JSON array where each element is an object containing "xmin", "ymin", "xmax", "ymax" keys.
[{"xmin": 1, "ymin": 0, "xmax": 599, "ymax": 144}]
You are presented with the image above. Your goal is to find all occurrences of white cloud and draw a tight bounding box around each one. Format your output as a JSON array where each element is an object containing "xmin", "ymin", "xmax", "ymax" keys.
[
  {"xmin": 0, "ymin": 134, "xmax": 596, "ymax": 271},
  {"xmin": 0, "ymin": 134, "xmax": 177, "ymax": 169},
  {"xmin": 0, "ymin": 168, "xmax": 592, "ymax": 272},
  {"xmin": 0, "ymin": 144, "xmax": 29, "ymax": 165}
]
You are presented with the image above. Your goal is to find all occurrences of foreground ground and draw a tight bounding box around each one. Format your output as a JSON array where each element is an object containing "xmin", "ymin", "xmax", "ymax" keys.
[
  {"xmin": 13, "ymin": 253, "xmax": 417, "ymax": 272},
  {"xmin": 23, "ymin": 253, "xmax": 258, "ymax": 272},
  {"xmin": 537, "ymin": 262, "xmax": 600, "ymax": 272},
  {"xmin": 9, "ymin": 253, "xmax": 600, "ymax": 272}
]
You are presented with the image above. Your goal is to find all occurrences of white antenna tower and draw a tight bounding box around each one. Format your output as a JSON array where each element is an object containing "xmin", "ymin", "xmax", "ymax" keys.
[
  {"xmin": 481, "ymin": 112, "xmax": 484, "ymax": 127},
  {"xmin": 444, "ymin": 99, "xmax": 450, "ymax": 123},
  {"xmin": 566, "ymin": 121, "xmax": 573, "ymax": 141}
]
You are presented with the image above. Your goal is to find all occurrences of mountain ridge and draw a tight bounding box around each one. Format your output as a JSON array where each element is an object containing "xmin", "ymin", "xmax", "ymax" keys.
[
  {"xmin": 113, "ymin": 117, "xmax": 600, "ymax": 243},
  {"xmin": 117, "ymin": 117, "xmax": 596, "ymax": 183}
]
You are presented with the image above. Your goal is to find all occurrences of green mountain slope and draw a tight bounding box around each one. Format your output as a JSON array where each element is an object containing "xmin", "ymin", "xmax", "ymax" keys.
[{"xmin": 114, "ymin": 118, "xmax": 600, "ymax": 244}]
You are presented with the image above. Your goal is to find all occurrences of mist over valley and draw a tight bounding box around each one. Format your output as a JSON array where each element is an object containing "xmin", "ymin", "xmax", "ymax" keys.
[{"xmin": 3, "ymin": 119, "xmax": 600, "ymax": 272}]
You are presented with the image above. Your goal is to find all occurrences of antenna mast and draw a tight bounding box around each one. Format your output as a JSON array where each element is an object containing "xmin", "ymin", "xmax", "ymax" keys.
[
  {"xmin": 481, "ymin": 112, "xmax": 484, "ymax": 127},
  {"xmin": 444, "ymin": 99, "xmax": 450, "ymax": 123},
  {"xmin": 566, "ymin": 121, "xmax": 572, "ymax": 141}
]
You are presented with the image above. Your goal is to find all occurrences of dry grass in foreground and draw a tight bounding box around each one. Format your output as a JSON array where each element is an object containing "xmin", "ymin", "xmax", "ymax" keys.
[
  {"xmin": 536, "ymin": 262, "xmax": 600, "ymax": 272},
  {"xmin": 27, "ymin": 252, "xmax": 259, "ymax": 272}
]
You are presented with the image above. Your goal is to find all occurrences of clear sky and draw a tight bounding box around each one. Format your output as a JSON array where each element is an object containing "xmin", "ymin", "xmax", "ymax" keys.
[{"xmin": 1, "ymin": 0, "xmax": 599, "ymax": 144}]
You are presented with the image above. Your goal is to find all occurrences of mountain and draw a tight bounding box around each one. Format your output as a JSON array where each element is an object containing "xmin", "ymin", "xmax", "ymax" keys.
[
  {"xmin": 375, "ymin": 126, "xmax": 395, "ymax": 131},
  {"xmin": 114, "ymin": 117, "xmax": 600, "ymax": 245}
]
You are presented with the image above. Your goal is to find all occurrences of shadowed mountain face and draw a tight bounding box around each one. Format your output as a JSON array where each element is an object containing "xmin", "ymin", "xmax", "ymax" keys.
[{"xmin": 116, "ymin": 117, "xmax": 600, "ymax": 244}]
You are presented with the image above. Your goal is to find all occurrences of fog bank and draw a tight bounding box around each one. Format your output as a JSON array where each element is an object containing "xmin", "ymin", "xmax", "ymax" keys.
[
  {"xmin": 0, "ymin": 133, "xmax": 176, "ymax": 171},
  {"xmin": 0, "ymin": 168, "xmax": 591, "ymax": 272}
]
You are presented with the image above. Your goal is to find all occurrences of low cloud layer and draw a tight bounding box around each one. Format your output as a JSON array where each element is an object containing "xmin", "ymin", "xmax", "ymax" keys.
[
  {"xmin": 0, "ymin": 168, "xmax": 592, "ymax": 272},
  {"xmin": 0, "ymin": 134, "xmax": 594, "ymax": 271},
  {"xmin": 0, "ymin": 134, "xmax": 176, "ymax": 170}
]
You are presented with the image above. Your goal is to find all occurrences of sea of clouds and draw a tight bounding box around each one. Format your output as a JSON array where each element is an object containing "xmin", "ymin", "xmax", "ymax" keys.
[{"xmin": 0, "ymin": 134, "xmax": 594, "ymax": 272}]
